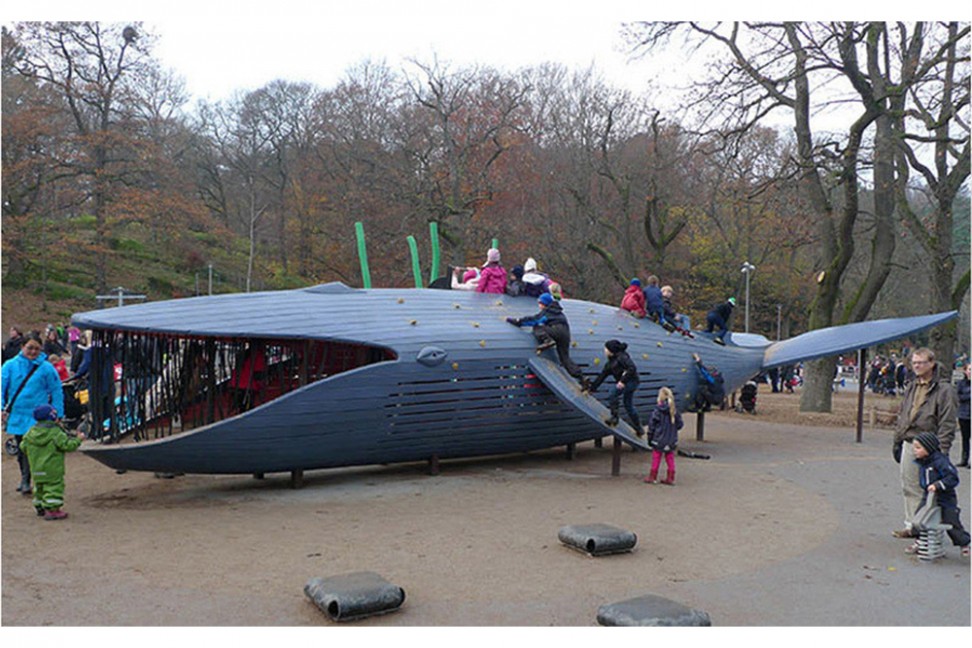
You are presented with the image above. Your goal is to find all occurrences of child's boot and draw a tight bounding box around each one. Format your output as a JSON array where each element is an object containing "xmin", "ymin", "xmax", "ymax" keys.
[
  {"xmin": 661, "ymin": 470, "xmax": 676, "ymax": 486},
  {"xmin": 643, "ymin": 470, "xmax": 658, "ymax": 484},
  {"xmin": 44, "ymin": 509, "xmax": 68, "ymax": 521},
  {"xmin": 35, "ymin": 506, "xmax": 45, "ymax": 517}
]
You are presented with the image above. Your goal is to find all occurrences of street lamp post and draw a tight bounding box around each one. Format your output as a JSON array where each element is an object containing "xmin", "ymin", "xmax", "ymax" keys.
[
  {"xmin": 776, "ymin": 304, "xmax": 782, "ymax": 341},
  {"xmin": 741, "ymin": 262, "xmax": 756, "ymax": 333}
]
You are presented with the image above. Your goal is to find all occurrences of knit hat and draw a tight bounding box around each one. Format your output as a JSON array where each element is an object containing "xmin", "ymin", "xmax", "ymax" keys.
[
  {"xmin": 486, "ymin": 248, "xmax": 501, "ymax": 264},
  {"xmin": 538, "ymin": 293, "xmax": 554, "ymax": 306},
  {"xmin": 524, "ymin": 257, "xmax": 538, "ymax": 273},
  {"xmin": 728, "ymin": 297, "xmax": 737, "ymax": 306},
  {"xmin": 33, "ymin": 404, "xmax": 57, "ymax": 421},
  {"xmin": 511, "ymin": 265, "xmax": 524, "ymax": 279},
  {"xmin": 605, "ymin": 339, "xmax": 627, "ymax": 354},
  {"xmin": 914, "ymin": 432, "xmax": 940, "ymax": 454},
  {"xmin": 630, "ymin": 278, "xmax": 641, "ymax": 287},
  {"xmin": 462, "ymin": 269, "xmax": 478, "ymax": 283}
]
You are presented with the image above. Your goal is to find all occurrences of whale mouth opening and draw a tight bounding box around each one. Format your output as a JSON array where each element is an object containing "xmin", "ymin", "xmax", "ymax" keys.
[{"xmin": 79, "ymin": 329, "xmax": 396, "ymax": 444}]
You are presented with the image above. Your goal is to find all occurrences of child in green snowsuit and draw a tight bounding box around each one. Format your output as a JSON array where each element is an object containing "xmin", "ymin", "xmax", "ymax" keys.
[{"xmin": 20, "ymin": 404, "xmax": 84, "ymax": 520}]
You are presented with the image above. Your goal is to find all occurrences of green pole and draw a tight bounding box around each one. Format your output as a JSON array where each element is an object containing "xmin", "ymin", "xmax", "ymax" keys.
[
  {"xmin": 354, "ymin": 221, "xmax": 372, "ymax": 289},
  {"xmin": 429, "ymin": 221, "xmax": 441, "ymax": 284},
  {"xmin": 407, "ymin": 235, "xmax": 423, "ymax": 288},
  {"xmin": 491, "ymin": 237, "xmax": 498, "ymax": 250}
]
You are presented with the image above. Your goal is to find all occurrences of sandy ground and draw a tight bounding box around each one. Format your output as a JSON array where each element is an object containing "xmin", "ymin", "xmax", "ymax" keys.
[{"xmin": 1, "ymin": 392, "xmax": 969, "ymax": 628}]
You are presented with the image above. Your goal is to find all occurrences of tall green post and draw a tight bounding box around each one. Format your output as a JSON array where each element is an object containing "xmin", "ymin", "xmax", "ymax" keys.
[
  {"xmin": 354, "ymin": 221, "xmax": 372, "ymax": 289},
  {"xmin": 429, "ymin": 221, "xmax": 441, "ymax": 284},
  {"xmin": 407, "ymin": 235, "xmax": 423, "ymax": 288}
]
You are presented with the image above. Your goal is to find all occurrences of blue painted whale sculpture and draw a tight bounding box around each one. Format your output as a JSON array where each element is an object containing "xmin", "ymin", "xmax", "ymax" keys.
[{"xmin": 70, "ymin": 283, "xmax": 956, "ymax": 475}]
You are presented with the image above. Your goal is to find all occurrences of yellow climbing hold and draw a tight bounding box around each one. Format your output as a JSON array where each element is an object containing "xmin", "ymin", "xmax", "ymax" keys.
[
  {"xmin": 472, "ymin": 322, "xmax": 480, "ymax": 328},
  {"xmin": 656, "ymin": 341, "xmax": 663, "ymax": 347},
  {"xmin": 452, "ymin": 362, "xmax": 459, "ymax": 370},
  {"xmin": 410, "ymin": 319, "xmax": 418, "ymax": 326},
  {"xmin": 593, "ymin": 357, "xmax": 601, "ymax": 365},
  {"xmin": 571, "ymin": 341, "xmax": 578, "ymax": 348},
  {"xmin": 479, "ymin": 340, "xmax": 486, "ymax": 347},
  {"xmin": 397, "ymin": 297, "xmax": 405, "ymax": 304},
  {"xmin": 588, "ymin": 329, "xmax": 594, "ymax": 335},
  {"xmin": 642, "ymin": 354, "xmax": 649, "ymax": 360}
]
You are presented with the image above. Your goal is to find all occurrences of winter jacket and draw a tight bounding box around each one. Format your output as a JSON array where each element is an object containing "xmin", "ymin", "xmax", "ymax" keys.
[
  {"xmin": 510, "ymin": 301, "xmax": 569, "ymax": 330},
  {"xmin": 708, "ymin": 301, "xmax": 735, "ymax": 322},
  {"xmin": 893, "ymin": 368, "xmax": 957, "ymax": 455},
  {"xmin": 590, "ymin": 350, "xmax": 639, "ymax": 391},
  {"xmin": 620, "ymin": 285, "xmax": 646, "ymax": 318},
  {"xmin": 229, "ymin": 350, "xmax": 267, "ymax": 391},
  {"xmin": 476, "ymin": 264, "xmax": 508, "ymax": 294},
  {"xmin": 2, "ymin": 335, "xmax": 24, "ymax": 364},
  {"xmin": 647, "ymin": 403, "xmax": 683, "ymax": 452},
  {"xmin": 20, "ymin": 420, "xmax": 82, "ymax": 485},
  {"xmin": 1, "ymin": 352, "xmax": 65, "ymax": 437},
  {"xmin": 956, "ymin": 378, "xmax": 970, "ymax": 421},
  {"xmin": 916, "ymin": 449, "xmax": 961, "ymax": 511},
  {"xmin": 662, "ymin": 296, "xmax": 678, "ymax": 323},
  {"xmin": 522, "ymin": 268, "xmax": 551, "ymax": 297},
  {"xmin": 643, "ymin": 285, "xmax": 664, "ymax": 316}
]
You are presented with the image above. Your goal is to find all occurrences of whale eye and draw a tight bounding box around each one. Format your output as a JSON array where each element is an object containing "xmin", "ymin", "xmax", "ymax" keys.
[{"xmin": 417, "ymin": 346, "xmax": 448, "ymax": 367}]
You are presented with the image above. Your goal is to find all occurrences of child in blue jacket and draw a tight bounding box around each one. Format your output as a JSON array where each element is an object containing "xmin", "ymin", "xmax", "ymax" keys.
[{"xmin": 908, "ymin": 432, "xmax": 970, "ymax": 557}]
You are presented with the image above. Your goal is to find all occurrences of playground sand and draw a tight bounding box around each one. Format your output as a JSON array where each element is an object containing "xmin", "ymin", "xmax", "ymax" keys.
[{"xmin": 2, "ymin": 394, "xmax": 968, "ymax": 627}]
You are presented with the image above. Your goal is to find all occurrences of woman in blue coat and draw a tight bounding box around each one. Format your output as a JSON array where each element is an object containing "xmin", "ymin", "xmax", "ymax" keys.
[{"xmin": 2, "ymin": 331, "xmax": 65, "ymax": 494}]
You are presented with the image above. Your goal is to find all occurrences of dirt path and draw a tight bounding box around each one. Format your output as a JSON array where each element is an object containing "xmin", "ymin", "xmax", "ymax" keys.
[{"xmin": 2, "ymin": 398, "xmax": 968, "ymax": 626}]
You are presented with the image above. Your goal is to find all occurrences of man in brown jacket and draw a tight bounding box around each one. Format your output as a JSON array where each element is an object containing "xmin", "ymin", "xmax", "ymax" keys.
[{"xmin": 892, "ymin": 347, "xmax": 957, "ymax": 538}]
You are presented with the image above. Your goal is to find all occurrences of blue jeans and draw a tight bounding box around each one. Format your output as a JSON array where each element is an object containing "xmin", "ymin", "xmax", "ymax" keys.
[
  {"xmin": 608, "ymin": 380, "xmax": 641, "ymax": 429},
  {"xmin": 706, "ymin": 313, "xmax": 727, "ymax": 339}
]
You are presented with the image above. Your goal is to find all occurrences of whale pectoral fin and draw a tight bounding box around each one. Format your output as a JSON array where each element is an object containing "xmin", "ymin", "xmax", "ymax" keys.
[
  {"xmin": 762, "ymin": 311, "xmax": 958, "ymax": 370},
  {"xmin": 528, "ymin": 357, "xmax": 649, "ymax": 451}
]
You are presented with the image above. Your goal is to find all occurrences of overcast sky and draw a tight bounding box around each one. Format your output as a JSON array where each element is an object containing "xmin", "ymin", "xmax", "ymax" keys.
[
  {"xmin": 5, "ymin": 1, "xmax": 920, "ymax": 105},
  {"xmin": 3, "ymin": 0, "xmax": 937, "ymax": 118}
]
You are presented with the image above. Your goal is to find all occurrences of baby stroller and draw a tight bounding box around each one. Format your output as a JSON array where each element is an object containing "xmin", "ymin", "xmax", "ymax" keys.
[
  {"xmin": 61, "ymin": 377, "xmax": 91, "ymax": 436},
  {"xmin": 736, "ymin": 381, "xmax": 757, "ymax": 414}
]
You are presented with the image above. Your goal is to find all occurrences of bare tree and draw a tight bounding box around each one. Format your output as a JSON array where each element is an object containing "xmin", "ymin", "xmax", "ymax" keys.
[
  {"xmin": 10, "ymin": 21, "xmax": 157, "ymax": 293},
  {"xmin": 624, "ymin": 21, "xmax": 964, "ymax": 410}
]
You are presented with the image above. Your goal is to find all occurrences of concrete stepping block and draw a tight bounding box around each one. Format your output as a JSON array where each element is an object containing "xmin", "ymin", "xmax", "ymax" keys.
[
  {"xmin": 557, "ymin": 523, "xmax": 637, "ymax": 556},
  {"xmin": 597, "ymin": 594, "xmax": 711, "ymax": 626},
  {"xmin": 304, "ymin": 571, "xmax": 405, "ymax": 621}
]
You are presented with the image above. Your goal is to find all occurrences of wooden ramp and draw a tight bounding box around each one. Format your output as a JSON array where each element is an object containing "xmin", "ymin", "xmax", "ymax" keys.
[{"xmin": 529, "ymin": 357, "xmax": 649, "ymax": 451}]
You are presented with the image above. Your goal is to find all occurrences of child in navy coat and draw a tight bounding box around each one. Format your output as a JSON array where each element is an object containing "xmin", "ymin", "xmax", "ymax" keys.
[
  {"xmin": 645, "ymin": 387, "xmax": 683, "ymax": 485},
  {"xmin": 908, "ymin": 432, "xmax": 970, "ymax": 557}
]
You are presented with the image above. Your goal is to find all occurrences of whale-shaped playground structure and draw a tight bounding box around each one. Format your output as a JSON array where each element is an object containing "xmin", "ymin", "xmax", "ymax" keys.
[{"xmin": 70, "ymin": 283, "xmax": 956, "ymax": 476}]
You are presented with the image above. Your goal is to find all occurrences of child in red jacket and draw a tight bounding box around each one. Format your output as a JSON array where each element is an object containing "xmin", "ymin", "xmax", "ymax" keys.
[{"xmin": 620, "ymin": 278, "xmax": 647, "ymax": 318}]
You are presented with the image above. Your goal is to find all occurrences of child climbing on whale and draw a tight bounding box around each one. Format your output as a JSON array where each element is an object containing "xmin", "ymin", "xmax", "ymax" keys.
[
  {"xmin": 585, "ymin": 339, "xmax": 642, "ymax": 435},
  {"xmin": 506, "ymin": 293, "xmax": 586, "ymax": 385}
]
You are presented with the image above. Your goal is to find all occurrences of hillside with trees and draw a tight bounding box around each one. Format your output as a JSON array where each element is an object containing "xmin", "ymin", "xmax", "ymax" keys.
[{"xmin": 2, "ymin": 22, "xmax": 968, "ymax": 412}]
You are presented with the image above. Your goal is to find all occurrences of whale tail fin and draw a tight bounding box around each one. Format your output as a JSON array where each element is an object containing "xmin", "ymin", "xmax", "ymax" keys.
[{"xmin": 761, "ymin": 311, "xmax": 958, "ymax": 370}]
